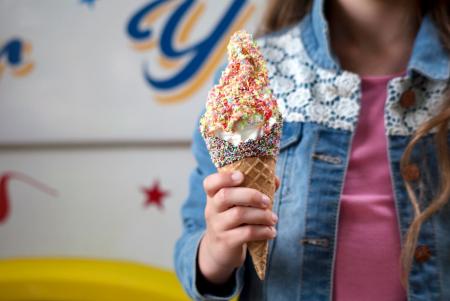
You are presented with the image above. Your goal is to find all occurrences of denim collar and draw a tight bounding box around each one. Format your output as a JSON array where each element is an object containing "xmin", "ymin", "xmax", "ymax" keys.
[{"xmin": 300, "ymin": 0, "xmax": 450, "ymax": 80}]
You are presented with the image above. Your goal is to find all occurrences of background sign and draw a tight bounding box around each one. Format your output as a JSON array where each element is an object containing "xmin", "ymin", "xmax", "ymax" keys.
[
  {"xmin": 0, "ymin": 0, "xmax": 266, "ymax": 143},
  {"xmin": 0, "ymin": 0, "xmax": 267, "ymax": 270}
]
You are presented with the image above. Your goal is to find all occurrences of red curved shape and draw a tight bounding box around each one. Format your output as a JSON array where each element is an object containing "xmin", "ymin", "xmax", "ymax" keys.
[
  {"xmin": 0, "ymin": 173, "xmax": 11, "ymax": 222},
  {"xmin": 0, "ymin": 171, "xmax": 58, "ymax": 224}
]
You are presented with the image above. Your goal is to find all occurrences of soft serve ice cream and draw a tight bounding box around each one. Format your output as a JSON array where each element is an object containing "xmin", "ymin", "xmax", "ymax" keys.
[{"xmin": 200, "ymin": 30, "xmax": 282, "ymax": 168}]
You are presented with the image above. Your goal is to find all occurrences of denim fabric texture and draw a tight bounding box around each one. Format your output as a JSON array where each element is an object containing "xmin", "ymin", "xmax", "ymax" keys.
[{"xmin": 174, "ymin": 0, "xmax": 450, "ymax": 300}]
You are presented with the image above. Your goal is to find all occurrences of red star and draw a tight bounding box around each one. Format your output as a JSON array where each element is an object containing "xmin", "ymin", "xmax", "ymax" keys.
[{"xmin": 142, "ymin": 180, "xmax": 169, "ymax": 209}]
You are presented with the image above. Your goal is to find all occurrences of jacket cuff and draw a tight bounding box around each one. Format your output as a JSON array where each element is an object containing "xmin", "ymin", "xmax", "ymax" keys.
[{"xmin": 192, "ymin": 232, "xmax": 245, "ymax": 300}]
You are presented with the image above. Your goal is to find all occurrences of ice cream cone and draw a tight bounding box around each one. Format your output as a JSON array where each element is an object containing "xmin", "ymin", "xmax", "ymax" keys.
[
  {"xmin": 219, "ymin": 156, "xmax": 276, "ymax": 280},
  {"xmin": 200, "ymin": 30, "xmax": 282, "ymax": 281}
]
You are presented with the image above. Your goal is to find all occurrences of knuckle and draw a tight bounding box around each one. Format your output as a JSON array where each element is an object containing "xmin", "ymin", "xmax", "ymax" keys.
[
  {"xmin": 216, "ymin": 231, "xmax": 226, "ymax": 244},
  {"xmin": 218, "ymin": 187, "xmax": 229, "ymax": 203},
  {"xmin": 213, "ymin": 230, "xmax": 221, "ymax": 241},
  {"xmin": 252, "ymin": 190, "xmax": 262, "ymax": 203},
  {"xmin": 243, "ymin": 226, "xmax": 255, "ymax": 239},
  {"xmin": 210, "ymin": 222, "xmax": 223, "ymax": 234},
  {"xmin": 222, "ymin": 236, "xmax": 234, "ymax": 249},
  {"xmin": 203, "ymin": 176, "xmax": 212, "ymax": 192},
  {"xmin": 204, "ymin": 172, "xmax": 223, "ymax": 190}
]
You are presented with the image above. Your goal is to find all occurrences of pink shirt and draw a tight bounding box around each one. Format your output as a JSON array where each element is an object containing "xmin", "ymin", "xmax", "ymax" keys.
[{"xmin": 332, "ymin": 75, "xmax": 407, "ymax": 301}]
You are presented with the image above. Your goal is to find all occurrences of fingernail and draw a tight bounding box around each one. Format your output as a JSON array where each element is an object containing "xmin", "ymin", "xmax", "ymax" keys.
[
  {"xmin": 231, "ymin": 171, "xmax": 243, "ymax": 182},
  {"xmin": 261, "ymin": 194, "xmax": 270, "ymax": 206},
  {"xmin": 271, "ymin": 212, "xmax": 278, "ymax": 223}
]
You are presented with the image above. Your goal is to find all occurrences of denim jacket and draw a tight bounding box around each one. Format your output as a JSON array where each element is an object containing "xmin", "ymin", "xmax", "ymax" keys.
[{"xmin": 174, "ymin": 0, "xmax": 450, "ymax": 300}]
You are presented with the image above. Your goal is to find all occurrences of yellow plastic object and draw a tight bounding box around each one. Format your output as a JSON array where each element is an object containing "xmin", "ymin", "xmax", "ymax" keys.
[{"xmin": 0, "ymin": 257, "xmax": 190, "ymax": 301}]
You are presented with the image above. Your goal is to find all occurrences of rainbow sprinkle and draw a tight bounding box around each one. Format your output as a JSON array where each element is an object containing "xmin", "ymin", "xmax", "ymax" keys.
[{"xmin": 200, "ymin": 30, "xmax": 282, "ymax": 168}]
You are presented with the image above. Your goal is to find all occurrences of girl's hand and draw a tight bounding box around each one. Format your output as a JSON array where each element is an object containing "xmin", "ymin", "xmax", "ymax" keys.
[{"xmin": 198, "ymin": 171, "xmax": 279, "ymax": 284}]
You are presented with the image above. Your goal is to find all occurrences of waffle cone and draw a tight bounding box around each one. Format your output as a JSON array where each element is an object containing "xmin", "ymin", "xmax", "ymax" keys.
[{"xmin": 218, "ymin": 156, "xmax": 277, "ymax": 280}]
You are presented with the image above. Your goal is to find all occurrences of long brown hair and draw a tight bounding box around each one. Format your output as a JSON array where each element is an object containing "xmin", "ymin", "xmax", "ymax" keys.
[{"xmin": 258, "ymin": 0, "xmax": 450, "ymax": 289}]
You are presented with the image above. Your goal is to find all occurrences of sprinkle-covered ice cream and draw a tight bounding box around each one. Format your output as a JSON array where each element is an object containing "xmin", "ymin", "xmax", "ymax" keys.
[{"xmin": 200, "ymin": 30, "xmax": 282, "ymax": 168}]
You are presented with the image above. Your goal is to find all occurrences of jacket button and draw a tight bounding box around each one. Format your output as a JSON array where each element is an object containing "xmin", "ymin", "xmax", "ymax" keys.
[
  {"xmin": 402, "ymin": 163, "xmax": 420, "ymax": 181},
  {"xmin": 400, "ymin": 89, "xmax": 416, "ymax": 108},
  {"xmin": 414, "ymin": 245, "xmax": 431, "ymax": 263}
]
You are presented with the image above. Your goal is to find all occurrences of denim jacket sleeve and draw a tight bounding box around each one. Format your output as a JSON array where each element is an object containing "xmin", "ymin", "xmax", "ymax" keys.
[{"xmin": 174, "ymin": 116, "xmax": 245, "ymax": 300}]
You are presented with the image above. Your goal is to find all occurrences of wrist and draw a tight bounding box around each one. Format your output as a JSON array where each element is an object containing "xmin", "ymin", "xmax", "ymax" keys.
[{"xmin": 198, "ymin": 234, "xmax": 236, "ymax": 284}]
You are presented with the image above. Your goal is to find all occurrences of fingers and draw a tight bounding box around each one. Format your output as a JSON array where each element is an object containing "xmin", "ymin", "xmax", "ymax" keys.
[
  {"xmin": 225, "ymin": 225, "xmax": 277, "ymax": 247},
  {"xmin": 275, "ymin": 176, "xmax": 280, "ymax": 190},
  {"xmin": 217, "ymin": 206, "xmax": 278, "ymax": 231},
  {"xmin": 213, "ymin": 187, "xmax": 270, "ymax": 212},
  {"xmin": 203, "ymin": 171, "xmax": 243, "ymax": 197}
]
